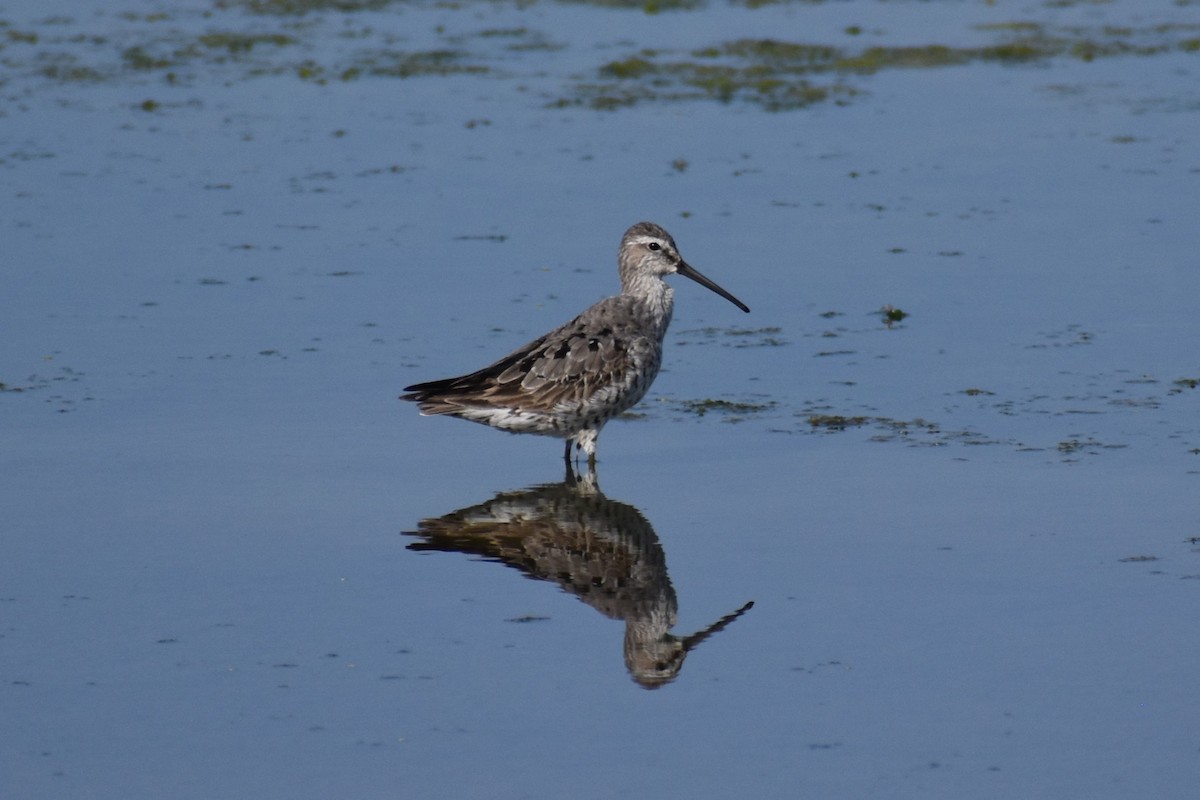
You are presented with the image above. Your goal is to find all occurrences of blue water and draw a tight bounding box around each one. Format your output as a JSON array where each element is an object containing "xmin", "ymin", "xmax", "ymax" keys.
[{"xmin": 3, "ymin": 1, "xmax": 1198, "ymax": 797}]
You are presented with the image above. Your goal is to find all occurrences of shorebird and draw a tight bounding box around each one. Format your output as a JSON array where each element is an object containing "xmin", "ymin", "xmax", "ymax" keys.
[{"xmin": 400, "ymin": 221, "xmax": 749, "ymax": 466}]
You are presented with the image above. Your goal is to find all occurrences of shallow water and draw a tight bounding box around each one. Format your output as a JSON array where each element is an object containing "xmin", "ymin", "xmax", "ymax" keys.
[{"xmin": 3, "ymin": 1, "xmax": 1199, "ymax": 798}]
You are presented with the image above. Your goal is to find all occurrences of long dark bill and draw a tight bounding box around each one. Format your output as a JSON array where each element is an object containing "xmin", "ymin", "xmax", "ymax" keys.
[{"xmin": 677, "ymin": 260, "xmax": 750, "ymax": 313}]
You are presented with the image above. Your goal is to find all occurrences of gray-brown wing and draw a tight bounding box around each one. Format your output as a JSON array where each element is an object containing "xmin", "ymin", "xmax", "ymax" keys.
[
  {"xmin": 488, "ymin": 314, "xmax": 651, "ymax": 412},
  {"xmin": 402, "ymin": 302, "xmax": 655, "ymax": 414}
]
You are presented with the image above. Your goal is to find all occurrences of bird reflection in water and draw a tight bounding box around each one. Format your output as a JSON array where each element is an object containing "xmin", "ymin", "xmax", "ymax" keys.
[{"xmin": 403, "ymin": 470, "xmax": 753, "ymax": 689}]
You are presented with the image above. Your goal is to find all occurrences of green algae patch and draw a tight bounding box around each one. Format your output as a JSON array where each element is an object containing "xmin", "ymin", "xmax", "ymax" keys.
[
  {"xmin": 574, "ymin": 41, "xmax": 863, "ymax": 110},
  {"xmin": 1057, "ymin": 437, "xmax": 1129, "ymax": 454},
  {"xmin": 802, "ymin": 414, "xmax": 1010, "ymax": 449},
  {"xmin": 198, "ymin": 32, "xmax": 296, "ymax": 54},
  {"xmin": 222, "ymin": 0, "xmax": 398, "ymax": 14},
  {"xmin": 122, "ymin": 45, "xmax": 176, "ymax": 70},
  {"xmin": 9, "ymin": 11, "xmax": 488, "ymax": 90},
  {"xmin": 300, "ymin": 49, "xmax": 492, "ymax": 82},
  {"xmin": 879, "ymin": 305, "xmax": 909, "ymax": 327},
  {"xmin": 356, "ymin": 49, "xmax": 489, "ymax": 79},
  {"xmin": 12, "ymin": 3, "xmax": 1199, "ymax": 112},
  {"xmin": 679, "ymin": 398, "xmax": 778, "ymax": 419},
  {"xmin": 808, "ymin": 414, "xmax": 871, "ymax": 430},
  {"xmin": 39, "ymin": 61, "xmax": 108, "ymax": 83},
  {"xmin": 559, "ymin": 22, "xmax": 1200, "ymax": 110},
  {"xmin": 601, "ymin": 55, "xmax": 657, "ymax": 79},
  {"xmin": 676, "ymin": 326, "xmax": 788, "ymax": 348},
  {"xmin": 1169, "ymin": 377, "xmax": 1199, "ymax": 395},
  {"xmin": 556, "ymin": 0, "xmax": 704, "ymax": 10}
]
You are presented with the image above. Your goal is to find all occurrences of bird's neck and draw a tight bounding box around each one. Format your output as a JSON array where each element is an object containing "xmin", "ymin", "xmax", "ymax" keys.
[{"xmin": 622, "ymin": 274, "xmax": 675, "ymax": 338}]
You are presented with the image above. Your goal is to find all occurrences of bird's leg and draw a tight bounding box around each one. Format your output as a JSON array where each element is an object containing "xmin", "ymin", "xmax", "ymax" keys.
[{"xmin": 575, "ymin": 429, "xmax": 599, "ymax": 472}]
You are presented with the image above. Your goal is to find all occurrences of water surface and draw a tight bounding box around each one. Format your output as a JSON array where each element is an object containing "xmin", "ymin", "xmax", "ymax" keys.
[{"xmin": 3, "ymin": 1, "xmax": 1198, "ymax": 797}]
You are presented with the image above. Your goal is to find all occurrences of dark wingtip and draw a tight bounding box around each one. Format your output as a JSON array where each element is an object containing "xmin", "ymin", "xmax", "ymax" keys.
[{"xmin": 401, "ymin": 380, "xmax": 436, "ymax": 398}]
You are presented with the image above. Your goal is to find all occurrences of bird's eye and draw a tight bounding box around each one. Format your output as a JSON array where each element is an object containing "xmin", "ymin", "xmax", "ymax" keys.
[{"xmin": 648, "ymin": 242, "xmax": 661, "ymax": 251}]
